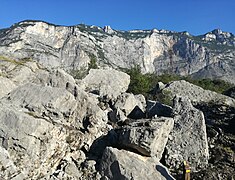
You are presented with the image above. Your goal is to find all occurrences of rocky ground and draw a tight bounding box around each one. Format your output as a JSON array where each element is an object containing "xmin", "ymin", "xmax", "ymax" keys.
[
  {"xmin": 157, "ymin": 80, "xmax": 235, "ymax": 179},
  {"xmin": 0, "ymin": 58, "xmax": 234, "ymax": 179}
]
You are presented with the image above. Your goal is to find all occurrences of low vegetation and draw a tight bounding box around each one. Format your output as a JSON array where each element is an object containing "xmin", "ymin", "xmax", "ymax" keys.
[
  {"xmin": 124, "ymin": 65, "xmax": 234, "ymax": 99},
  {"xmin": 70, "ymin": 54, "xmax": 98, "ymax": 79},
  {"xmin": 0, "ymin": 55, "xmax": 31, "ymax": 65}
]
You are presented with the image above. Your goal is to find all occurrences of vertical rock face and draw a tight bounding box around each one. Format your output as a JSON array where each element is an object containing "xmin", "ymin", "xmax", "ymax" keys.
[
  {"xmin": 165, "ymin": 96, "xmax": 209, "ymax": 171},
  {"xmin": 1, "ymin": 20, "xmax": 235, "ymax": 83}
]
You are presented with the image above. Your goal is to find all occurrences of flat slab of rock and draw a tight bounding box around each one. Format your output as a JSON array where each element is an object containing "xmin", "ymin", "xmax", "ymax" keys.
[
  {"xmin": 165, "ymin": 96, "xmax": 209, "ymax": 171},
  {"xmin": 117, "ymin": 117, "xmax": 174, "ymax": 159},
  {"xmin": 99, "ymin": 147, "xmax": 175, "ymax": 180},
  {"xmin": 5, "ymin": 83, "xmax": 77, "ymax": 121},
  {"xmin": 81, "ymin": 68, "xmax": 130, "ymax": 99}
]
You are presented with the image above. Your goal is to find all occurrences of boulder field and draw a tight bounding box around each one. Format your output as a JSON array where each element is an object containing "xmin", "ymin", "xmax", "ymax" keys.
[{"xmin": 0, "ymin": 59, "xmax": 234, "ymax": 179}]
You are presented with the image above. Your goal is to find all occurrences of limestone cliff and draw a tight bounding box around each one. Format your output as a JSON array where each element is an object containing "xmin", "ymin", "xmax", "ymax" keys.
[{"xmin": 1, "ymin": 20, "xmax": 235, "ymax": 84}]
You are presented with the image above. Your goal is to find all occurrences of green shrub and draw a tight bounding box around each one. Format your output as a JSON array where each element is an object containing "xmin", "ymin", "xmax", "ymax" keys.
[
  {"xmin": 184, "ymin": 77, "xmax": 233, "ymax": 94},
  {"xmin": 124, "ymin": 66, "xmax": 233, "ymax": 101},
  {"xmin": 70, "ymin": 67, "xmax": 88, "ymax": 79},
  {"xmin": 124, "ymin": 65, "xmax": 153, "ymax": 96},
  {"xmin": 155, "ymin": 89, "xmax": 173, "ymax": 106},
  {"xmin": 0, "ymin": 55, "xmax": 31, "ymax": 65},
  {"xmin": 70, "ymin": 53, "xmax": 98, "ymax": 79},
  {"xmin": 88, "ymin": 54, "xmax": 98, "ymax": 70}
]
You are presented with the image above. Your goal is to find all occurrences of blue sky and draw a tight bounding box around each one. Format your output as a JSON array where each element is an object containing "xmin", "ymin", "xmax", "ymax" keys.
[{"xmin": 1, "ymin": 0, "xmax": 235, "ymax": 35}]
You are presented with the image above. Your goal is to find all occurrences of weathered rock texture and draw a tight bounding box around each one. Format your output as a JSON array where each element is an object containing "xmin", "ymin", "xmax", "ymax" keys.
[
  {"xmin": 117, "ymin": 118, "xmax": 174, "ymax": 159},
  {"xmin": 162, "ymin": 80, "xmax": 235, "ymax": 107},
  {"xmin": 0, "ymin": 76, "xmax": 16, "ymax": 98},
  {"xmin": 81, "ymin": 69, "xmax": 130, "ymax": 99},
  {"xmin": 108, "ymin": 93, "xmax": 146, "ymax": 122},
  {"xmin": 165, "ymin": 96, "xmax": 209, "ymax": 171},
  {"xmin": 192, "ymin": 102, "xmax": 235, "ymax": 180},
  {"xmin": 99, "ymin": 147, "xmax": 175, "ymax": 180},
  {"xmin": 0, "ymin": 59, "xmax": 177, "ymax": 179},
  {"xmin": 0, "ymin": 60, "xmax": 112, "ymax": 179},
  {"xmin": 1, "ymin": 20, "xmax": 235, "ymax": 84}
]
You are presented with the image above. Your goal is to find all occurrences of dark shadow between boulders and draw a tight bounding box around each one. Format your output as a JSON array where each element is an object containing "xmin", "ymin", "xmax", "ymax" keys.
[
  {"xmin": 88, "ymin": 130, "xmax": 118, "ymax": 160},
  {"xmin": 127, "ymin": 106, "xmax": 146, "ymax": 119},
  {"xmin": 156, "ymin": 165, "xmax": 175, "ymax": 180}
]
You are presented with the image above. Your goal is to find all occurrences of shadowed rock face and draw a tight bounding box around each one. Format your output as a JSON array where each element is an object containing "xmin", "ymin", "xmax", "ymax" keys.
[
  {"xmin": 223, "ymin": 86, "xmax": 235, "ymax": 99},
  {"xmin": 191, "ymin": 103, "xmax": 235, "ymax": 180},
  {"xmin": 1, "ymin": 21, "xmax": 235, "ymax": 84}
]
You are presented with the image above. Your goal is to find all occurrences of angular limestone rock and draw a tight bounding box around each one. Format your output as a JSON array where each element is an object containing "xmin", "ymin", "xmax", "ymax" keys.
[
  {"xmin": 5, "ymin": 83, "xmax": 77, "ymax": 121},
  {"xmin": 32, "ymin": 68, "xmax": 77, "ymax": 95},
  {"xmin": 4, "ymin": 82, "xmax": 110, "ymax": 147},
  {"xmin": 99, "ymin": 147, "xmax": 175, "ymax": 180},
  {"xmin": 115, "ymin": 93, "xmax": 142, "ymax": 116},
  {"xmin": 165, "ymin": 96, "xmax": 209, "ymax": 171},
  {"xmin": 117, "ymin": 118, "xmax": 174, "ymax": 159},
  {"xmin": 163, "ymin": 80, "xmax": 235, "ymax": 107},
  {"xmin": 111, "ymin": 93, "xmax": 146, "ymax": 121},
  {"xmin": 0, "ymin": 146, "xmax": 26, "ymax": 180},
  {"xmin": 81, "ymin": 69, "xmax": 130, "ymax": 99},
  {"xmin": 0, "ymin": 103, "xmax": 80, "ymax": 179},
  {"xmin": 0, "ymin": 76, "xmax": 16, "ymax": 98}
]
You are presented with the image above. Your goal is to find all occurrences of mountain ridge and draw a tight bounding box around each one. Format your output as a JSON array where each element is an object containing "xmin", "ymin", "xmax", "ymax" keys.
[{"xmin": 8, "ymin": 19, "xmax": 235, "ymax": 36}]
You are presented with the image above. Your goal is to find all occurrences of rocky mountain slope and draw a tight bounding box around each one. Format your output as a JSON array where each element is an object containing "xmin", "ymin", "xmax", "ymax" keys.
[{"xmin": 0, "ymin": 20, "xmax": 235, "ymax": 84}]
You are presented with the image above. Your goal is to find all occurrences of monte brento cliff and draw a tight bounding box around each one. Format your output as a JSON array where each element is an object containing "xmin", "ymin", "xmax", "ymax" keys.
[
  {"xmin": 0, "ymin": 20, "xmax": 234, "ymax": 180},
  {"xmin": 1, "ymin": 20, "xmax": 235, "ymax": 84}
]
